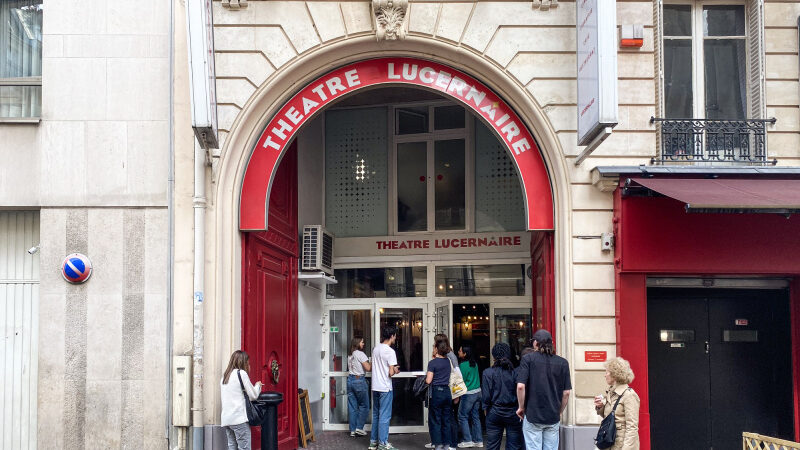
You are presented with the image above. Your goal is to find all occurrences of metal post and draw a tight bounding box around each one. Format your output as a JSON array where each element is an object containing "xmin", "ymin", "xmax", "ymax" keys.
[{"xmin": 260, "ymin": 392, "xmax": 284, "ymax": 450}]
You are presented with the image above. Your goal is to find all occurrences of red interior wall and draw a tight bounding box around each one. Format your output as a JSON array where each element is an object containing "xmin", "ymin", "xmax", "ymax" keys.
[{"xmin": 613, "ymin": 187, "xmax": 800, "ymax": 448}]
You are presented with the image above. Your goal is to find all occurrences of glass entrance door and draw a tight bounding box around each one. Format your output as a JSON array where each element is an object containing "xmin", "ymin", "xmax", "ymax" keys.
[
  {"xmin": 324, "ymin": 306, "xmax": 374, "ymax": 430},
  {"xmin": 490, "ymin": 304, "xmax": 532, "ymax": 367},
  {"xmin": 375, "ymin": 304, "xmax": 429, "ymax": 432},
  {"xmin": 434, "ymin": 299, "xmax": 452, "ymax": 338}
]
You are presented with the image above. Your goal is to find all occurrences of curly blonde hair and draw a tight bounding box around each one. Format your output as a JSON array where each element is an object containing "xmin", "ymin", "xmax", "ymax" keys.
[{"xmin": 604, "ymin": 357, "xmax": 634, "ymax": 384}]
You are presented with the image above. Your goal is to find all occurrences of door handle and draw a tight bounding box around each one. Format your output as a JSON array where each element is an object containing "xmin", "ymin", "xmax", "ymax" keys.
[
  {"xmin": 271, "ymin": 360, "xmax": 281, "ymax": 384},
  {"xmin": 704, "ymin": 341, "xmax": 709, "ymax": 354}
]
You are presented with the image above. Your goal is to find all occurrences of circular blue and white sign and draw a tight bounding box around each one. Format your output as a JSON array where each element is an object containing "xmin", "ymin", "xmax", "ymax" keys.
[{"xmin": 61, "ymin": 253, "xmax": 93, "ymax": 284}]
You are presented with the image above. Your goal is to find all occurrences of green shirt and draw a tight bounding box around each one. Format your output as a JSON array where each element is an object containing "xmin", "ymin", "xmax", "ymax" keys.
[{"xmin": 459, "ymin": 361, "xmax": 480, "ymax": 391}]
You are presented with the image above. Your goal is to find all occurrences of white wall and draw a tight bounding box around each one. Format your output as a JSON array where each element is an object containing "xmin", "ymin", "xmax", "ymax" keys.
[{"xmin": 297, "ymin": 117, "xmax": 325, "ymax": 412}]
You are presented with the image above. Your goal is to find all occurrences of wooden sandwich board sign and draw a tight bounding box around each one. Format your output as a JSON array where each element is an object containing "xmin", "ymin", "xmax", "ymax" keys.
[{"xmin": 298, "ymin": 389, "xmax": 315, "ymax": 447}]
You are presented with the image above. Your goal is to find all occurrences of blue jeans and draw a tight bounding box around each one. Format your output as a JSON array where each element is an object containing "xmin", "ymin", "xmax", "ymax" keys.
[
  {"xmin": 522, "ymin": 420, "xmax": 559, "ymax": 450},
  {"xmin": 458, "ymin": 392, "xmax": 483, "ymax": 443},
  {"xmin": 347, "ymin": 375, "xmax": 369, "ymax": 432},
  {"xmin": 428, "ymin": 386, "xmax": 453, "ymax": 446},
  {"xmin": 485, "ymin": 408, "xmax": 522, "ymax": 450},
  {"xmin": 370, "ymin": 390, "xmax": 393, "ymax": 445}
]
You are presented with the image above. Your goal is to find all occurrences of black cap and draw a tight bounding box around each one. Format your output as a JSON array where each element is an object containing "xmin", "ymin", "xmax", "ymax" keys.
[{"xmin": 532, "ymin": 329, "xmax": 552, "ymax": 345}]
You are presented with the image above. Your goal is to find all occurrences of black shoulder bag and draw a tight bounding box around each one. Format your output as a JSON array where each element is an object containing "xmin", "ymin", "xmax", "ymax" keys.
[
  {"xmin": 594, "ymin": 387, "xmax": 630, "ymax": 449},
  {"xmin": 237, "ymin": 370, "xmax": 266, "ymax": 426}
]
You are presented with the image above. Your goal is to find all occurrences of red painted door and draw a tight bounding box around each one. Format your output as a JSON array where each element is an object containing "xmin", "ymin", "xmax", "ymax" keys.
[
  {"xmin": 243, "ymin": 143, "xmax": 298, "ymax": 450},
  {"xmin": 531, "ymin": 231, "xmax": 555, "ymax": 336}
]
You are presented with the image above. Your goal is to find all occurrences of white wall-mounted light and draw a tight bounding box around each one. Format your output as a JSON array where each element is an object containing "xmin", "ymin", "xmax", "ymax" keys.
[{"xmin": 27, "ymin": 245, "xmax": 40, "ymax": 255}]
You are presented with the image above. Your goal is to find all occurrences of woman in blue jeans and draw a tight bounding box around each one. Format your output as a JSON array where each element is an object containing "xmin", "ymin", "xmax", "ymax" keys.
[
  {"xmin": 427, "ymin": 340, "xmax": 455, "ymax": 450},
  {"xmin": 481, "ymin": 343, "xmax": 523, "ymax": 450},
  {"xmin": 457, "ymin": 345, "xmax": 483, "ymax": 447},
  {"xmin": 346, "ymin": 337, "xmax": 371, "ymax": 437}
]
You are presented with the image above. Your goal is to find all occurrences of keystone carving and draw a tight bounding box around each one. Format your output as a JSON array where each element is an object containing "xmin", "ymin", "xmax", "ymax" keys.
[
  {"xmin": 533, "ymin": 0, "xmax": 558, "ymax": 11},
  {"xmin": 221, "ymin": 0, "xmax": 247, "ymax": 9},
  {"xmin": 373, "ymin": 0, "xmax": 409, "ymax": 41}
]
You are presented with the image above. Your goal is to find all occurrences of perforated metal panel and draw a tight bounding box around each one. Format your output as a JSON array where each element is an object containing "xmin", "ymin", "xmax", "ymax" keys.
[
  {"xmin": 325, "ymin": 108, "xmax": 389, "ymax": 237},
  {"xmin": 474, "ymin": 121, "xmax": 525, "ymax": 231}
]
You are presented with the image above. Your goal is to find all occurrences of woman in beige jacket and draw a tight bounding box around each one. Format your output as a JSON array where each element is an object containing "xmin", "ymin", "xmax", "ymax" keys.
[{"xmin": 594, "ymin": 357, "xmax": 640, "ymax": 450}]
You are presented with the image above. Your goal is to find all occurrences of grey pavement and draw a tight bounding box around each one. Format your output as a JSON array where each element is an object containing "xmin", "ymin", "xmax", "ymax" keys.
[{"xmin": 305, "ymin": 431, "xmax": 498, "ymax": 449}]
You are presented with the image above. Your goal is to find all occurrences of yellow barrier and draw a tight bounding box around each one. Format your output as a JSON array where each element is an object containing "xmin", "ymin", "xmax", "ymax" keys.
[{"xmin": 743, "ymin": 432, "xmax": 800, "ymax": 450}]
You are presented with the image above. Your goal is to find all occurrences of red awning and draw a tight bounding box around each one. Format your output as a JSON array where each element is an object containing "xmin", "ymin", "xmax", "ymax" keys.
[{"xmin": 627, "ymin": 177, "xmax": 800, "ymax": 213}]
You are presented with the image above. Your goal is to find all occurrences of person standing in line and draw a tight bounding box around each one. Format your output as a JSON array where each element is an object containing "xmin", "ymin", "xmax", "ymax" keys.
[
  {"xmin": 457, "ymin": 345, "xmax": 483, "ymax": 448},
  {"xmin": 369, "ymin": 326, "xmax": 400, "ymax": 450},
  {"xmin": 347, "ymin": 337, "xmax": 371, "ymax": 437},
  {"xmin": 594, "ymin": 357, "xmax": 640, "ymax": 450},
  {"xmin": 220, "ymin": 350, "xmax": 262, "ymax": 450},
  {"xmin": 515, "ymin": 330, "xmax": 572, "ymax": 450},
  {"xmin": 427, "ymin": 339, "xmax": 456, "ymax": 450},
  {"xmin": 481, "ymin": 343, "xmax": 523, "ymax": 450},
  {"xmin": 426, "ymin": 334, "xmax": 462, "ymax": 450}
]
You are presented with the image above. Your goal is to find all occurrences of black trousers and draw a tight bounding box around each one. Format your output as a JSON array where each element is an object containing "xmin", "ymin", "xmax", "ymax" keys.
[{"xmin": 484, "ymin": 408, "xmax": 523, "ymax": 450}]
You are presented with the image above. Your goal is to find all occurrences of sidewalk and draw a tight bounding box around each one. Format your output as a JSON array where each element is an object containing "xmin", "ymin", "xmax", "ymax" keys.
[{"xmin": 305, "ymin": 431, "xmax": 433, "ymax": 449}]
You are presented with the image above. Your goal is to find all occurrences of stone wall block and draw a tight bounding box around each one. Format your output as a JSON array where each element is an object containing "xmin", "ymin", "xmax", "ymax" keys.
[
  {"xmin": 307, "ymin": 2, "xmax": 348, "ymax": 41},
  {"xmin": 214, "ymin": 27, "xmax": 256, "ymax": 52},
  {"xmin": 766, "ymin": 80, "xmax": 800, "ymax": 106},
  {"xmin": 618, "ymin": 79, "xmax": 655, "ymax": 105},
  {"xmin": 85, "ymin": 380, "xmax": 123, "ymax": 448},
  {"xmin": 40, "ymin": 122, "xmax": 87, "ymax": 203},
  {"xmin": 766, "ymin": 132, "xmax": 800, "ymax": 158},
  {"xmin": 618, "ymin": 52, "xmax": 655, "ymax": 78},
  {"xmin": 42, "ymin": 58, "xmax": 107, "ymax": 121},
  {"xmin": 767, "ymin": 107, "xmax": 800, "ymax": 132},
  {"xmin": 574, "ymin": 370, "xmax": 609, "ymax": 397},
  {"xmin": 43, "ymin": 0, "xmax": 107, "ymax": 35},
  {"xmin": 216, "ymin": 52, "xmax": 275, "ymax": 88},
  {"xmin": 254, "ymin": 27, "xmax": 298, "ymax": 68},
  {"xmin": 216, "ymin": 78, "xmax": 257, "ymax": 109},
  {"xmin": 557, "ymin": 131, "xmax": 579, "ymax": 157},
  {"xmin": 544, "ymin": 105, "xmax": 576, "ymax": 132},
  {"xmin": 252, "ymin": 2, "xmax": 321, "ymax": 53},
  {"xmin": 408, "ymin": 3, "xmax": 439, "ymax": 35},
  {"xmin": 765, "ymin": 2, "xmax": 800, "ymax": 27},
  {"xmin": 616, "ymin": 105, "xmax": 656, "ymax": 131},
  {"xmin": 436, "ymin": 3, "xmax": 473, "ymax": 41},
  {"xmin": 573, "ymin": 290, "xmax": 616, "ymax": 316},
  {"xmin": 573, "ymin": 318, "xmax": 616, "ymax": 343},
  {"xmin": 217, "ymin": 104, "xmax": 242, "ymax": 132},
  {"xmin": 340, "ymin": 2, "xmax": 374, "ymax": 34},
  {"xmin": 575, "ymin": 397, "xmax": 603, "ymax": 425},
  {"xmin": 527, "ymin": 79, "xmax": 576, "ymax": 106},
  {"xmin": 616, "ymin": 1, "xmax": 653, "ymax": 26},
  {"xmin": 108, "ymin": 0, "xmax": 159, "ymax": 35},
  {"xmin": 106, "ymin": 58, "xmax": 169, "ymax": 121},
  {"xmin": 571, "ymin": 184, "xmax": 613, "ymax": 210},
  {"xmin": 507, "ymin": 53, "xmax": 576, "ymax": 85},
  {"xmin": 125, "ymin": 121, "xmax": 169, "ymax": 202},
  {"xmin": 485, "ymin": 27, "xmax": 575, "ymax": 67},
  {"xmin": 43, "ymin": 34, "xmax": 64, "ymax": 57},
  {"xmin": 144, "ymin": 209, "xmax": 169, "ymax": 295},
  {"xmin": 766, "ymin": 29, "xmax": 798, "ymax": 53},
  {"xmin": 462, "ymin": 1, "xmax": 575, "ymax": 51},
  {"xmin": 592, "ymin": 131, "xmax": 656, "ymax": 157},
  {"xmin": 85, "ymin": 294, "xmax": 123, "ymax": 380},
  {"xmin": 572, "ymin": 236, "xmax": 614, "ymax": 263},
  {"xmin": 86, "ymin": 122, "xmax": 128, "ymax": 199},
  {"xmin": 0, "ymin": 126, "xmax": 41, "ymax": 205},
  {"xmin": 572, "ymin": 263, "xmax": 615, "ymax": 290},
  {"xmin": 213, "ymin": 1, "xmax": 257, "ymax": 24},
  {"xmin": 766, "ymin": 54, "xmax": 799, "ymax": 80}
]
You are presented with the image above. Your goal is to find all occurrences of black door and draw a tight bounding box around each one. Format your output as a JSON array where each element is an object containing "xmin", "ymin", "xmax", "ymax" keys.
[{"xmin": 647, "ymin": 288, "xmax": 793, "ymax": 450}]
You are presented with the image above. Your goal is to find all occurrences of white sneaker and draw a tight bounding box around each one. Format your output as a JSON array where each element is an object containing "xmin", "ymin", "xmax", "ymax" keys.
[
  {"xmin": 355, "ymin": 429, "xmax": 368, "ymax": 436},
  {"xmin": 457, "ymin": 443, "xmax": 474, "ymax": 448},
  {"xmin": 424, "ymin": 444, "xmax": 435, "ymax": 449},
  {"xmin": 472, "ymin": 443, "xmax": 484, "ymax": 448}
]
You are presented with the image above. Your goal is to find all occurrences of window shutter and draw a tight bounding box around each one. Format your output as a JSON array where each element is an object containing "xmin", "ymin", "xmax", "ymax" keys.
[
  {"xmin": 653, "ymin": 0, "xmax": 665, "ymax": 154},
  {"xmin": 746, "ymin": 0, "xmax": 765, "ymax": 119}
]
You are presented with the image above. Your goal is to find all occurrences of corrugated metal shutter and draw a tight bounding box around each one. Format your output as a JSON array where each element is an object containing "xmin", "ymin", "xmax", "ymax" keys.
[
  {"xmin": 0, "ymin": 211, "xmax": 39, "ymax": 450},
  {"xmin": 653, "ymin": 0, "xmax": 664, "ymax": 156},
  {"xmin": 747, "ymin": 0, "xmax": 765, "ymax": 119}
]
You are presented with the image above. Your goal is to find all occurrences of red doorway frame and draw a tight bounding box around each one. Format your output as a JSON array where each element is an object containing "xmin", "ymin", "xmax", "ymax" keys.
[
  {"xmin": 531, "ymin": 231, "xmax": 556, "ymax": 340},
  {"xmin": 613, "ymin": 187, "xmax": 800, "ymax": 449}
]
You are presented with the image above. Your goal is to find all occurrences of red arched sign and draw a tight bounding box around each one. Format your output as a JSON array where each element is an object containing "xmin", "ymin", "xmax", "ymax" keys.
[{"xmin": 240, "ymin": 57, "xmax": 554, "ymax": 231}]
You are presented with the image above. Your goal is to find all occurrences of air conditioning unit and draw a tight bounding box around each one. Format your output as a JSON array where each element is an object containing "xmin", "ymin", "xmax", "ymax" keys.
[{"xmin": 302, "ymin": 225, "xmax": 334, "ymax": 275}]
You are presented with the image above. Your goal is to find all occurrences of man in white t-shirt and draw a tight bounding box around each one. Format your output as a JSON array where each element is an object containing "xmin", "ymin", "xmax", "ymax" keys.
[{"xmin": 369, "ymin": 325, "xmax": 399, "ymax": 450}]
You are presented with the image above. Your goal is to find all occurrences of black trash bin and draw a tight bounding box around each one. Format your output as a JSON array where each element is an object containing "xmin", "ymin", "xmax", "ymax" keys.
[{"xmin": 258, "ymin": 391, "xmax": 284, "ymax": 450}]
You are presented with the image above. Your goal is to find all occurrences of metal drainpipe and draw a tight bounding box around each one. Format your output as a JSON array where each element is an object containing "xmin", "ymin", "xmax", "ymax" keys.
[
  {"xmin": 166, "ymin": 0, "xmax": 176, "ymax": 446},
  {"xmin": 192, "ymin": 138, "xmax": 207, "ymax": 450}
]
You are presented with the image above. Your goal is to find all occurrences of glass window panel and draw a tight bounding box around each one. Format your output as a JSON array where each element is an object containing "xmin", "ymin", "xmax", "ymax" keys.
[
  {"xmin": 396, "ymin": 107, "xmax": 428, "ymax": 134},
  {"xmin": 397, "ymin": 141, "xmax": 428, "ymax": 232},
  {"xmin": 704, "ymin": 39, "xmax": 746, "ymax": 120},
  {"xmin": 1, "ymin": 0, "xmax": 43, "ymax": 78},
  {"xmin": 329, "ymin": 309, "xmax": 372, "ymax": 372},
  {"xmin": 325, "ymin": 107, "xmax": 389, "ymax": 237},
  {"xmin": 663, "ymin": 4, "xmax": 692, "ymax": 36},
  {"xmin": 434, "ymin": 139, "xmax": 466, "ymax": 230},
  {"xmin": 664, "ymin": 39, "xmax": 694, "ymax": 118},
  {"xmin": 0, "ymin": 84, "xmax": 40, "ymax": 118},
  {"xmin": 703, "ymin": 5, "xmax": 745, "ymax": 37},
  {"xmin": 722, "ymin": 329, "xmax": 758, "ymax": 343},
  {"xmin": 453, "ymin": 304, "xmax": 491, "ymax": 374},
  {"xmin": 434, "ymin": 105, "xmax": 465, "ymax": 130},
  {"xmin": 494, "ymin": 307, "xmax": 531, "ymax": 367},
  {"xmin": 328, "ymin": 375, "xmax": 373, "ymax": 425},
  {"xmin": 659, "ymin": 329, "xmax": 696, "ymax": 342},
  {"xmin": 328, "ymin": 267, "xmax": 427, "ymax": 298},
  {"xmin": 389, "ymin": 378, "xmax": 424, "ymax": 426},
  {"xmin": 379, "ymin": 308, "xmax": 425, "ymax": 372},
  {"xmin": 435, "ymin": 264, "xmax": 525, "ymax": 297},
  {"xmin": 475, "ymin": 121, "xmax": 524, "ymax": 232}
]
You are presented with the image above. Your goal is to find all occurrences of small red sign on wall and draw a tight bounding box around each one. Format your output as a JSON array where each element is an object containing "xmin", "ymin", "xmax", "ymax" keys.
[{"xmin": 585, "ymin": 351, "xmax": 607, "ymax": 362}]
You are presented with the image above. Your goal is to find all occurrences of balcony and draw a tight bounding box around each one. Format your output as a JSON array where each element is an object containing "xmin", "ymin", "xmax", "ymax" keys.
[{"xmin": 650, "ymin": 117, "xmax": 777, "ymax": 165}]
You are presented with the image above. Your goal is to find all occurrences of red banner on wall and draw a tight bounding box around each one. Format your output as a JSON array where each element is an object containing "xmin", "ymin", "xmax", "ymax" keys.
[{"xmin": 239, "ymin": 57, "xmax": 554, "ymax": 232}]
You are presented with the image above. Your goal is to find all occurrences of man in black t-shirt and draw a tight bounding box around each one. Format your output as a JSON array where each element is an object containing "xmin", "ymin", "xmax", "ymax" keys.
[{"xmin": 515, "ymin": 329, "xmax": 571, "ymax": 450}]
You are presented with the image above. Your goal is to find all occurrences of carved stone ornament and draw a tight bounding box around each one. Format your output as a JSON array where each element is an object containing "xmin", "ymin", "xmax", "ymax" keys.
[
  {"xmin": 533, "ymin": 0, "xmax": 558, "ymax": 11},
  {"xmin": 222, "ymin": 0, "xmax": 247, "ymax": 9},
  {"xmin": 373, "ymin": 0, "xmax": 409, "ymax": 41}
]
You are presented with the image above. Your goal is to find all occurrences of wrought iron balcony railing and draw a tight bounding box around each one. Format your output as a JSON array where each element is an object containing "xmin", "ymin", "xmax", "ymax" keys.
[{"xmin": 650, "ymin": 117, "xmax": 777, "ymax": 165}]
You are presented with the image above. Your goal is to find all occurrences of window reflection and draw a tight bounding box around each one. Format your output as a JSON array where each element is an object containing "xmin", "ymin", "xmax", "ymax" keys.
[
  {"xmin": 435, "ymin": 264, "xmax": 525, "ymax": 297},
  {"xmin": 328, "ymin": 267, "xmax": 427, "ymax": 298}
]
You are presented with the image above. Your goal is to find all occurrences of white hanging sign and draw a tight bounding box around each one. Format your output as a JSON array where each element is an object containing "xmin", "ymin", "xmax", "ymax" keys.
[{"xmin": 186, "ymin": 0, "xmax": 219, "ymax": 149}]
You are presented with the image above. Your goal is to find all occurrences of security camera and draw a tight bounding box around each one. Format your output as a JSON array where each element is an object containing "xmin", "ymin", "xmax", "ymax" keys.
[{"xmin": 27, "ymin": 246, "xmax": 40, "ymax": 255}]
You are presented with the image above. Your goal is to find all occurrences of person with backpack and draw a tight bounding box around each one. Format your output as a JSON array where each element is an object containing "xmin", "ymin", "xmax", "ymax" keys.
[
  {"xmin": 457, "ymin": 345, "xmax": 483, "ymax": 448},
  {"xmin": 481, "ymin": 343, "xmax": 523, "ymax": 450},
  {"xmin": 347, "ymin": 336, "xmax": 371, "ymax": 437},
  {"xmin": 220, "ymin": 350, "xmax": 262, "ymax": 450},
  {"xmin": 594, "ymin": 357, "xmax": 640, "ymax": 450}
]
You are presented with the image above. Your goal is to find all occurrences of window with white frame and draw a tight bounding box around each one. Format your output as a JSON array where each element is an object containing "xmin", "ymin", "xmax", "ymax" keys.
[
  {"xmin": 0, "ymin": 0, "xmax": 42, "ymax": 120},
  {"xmin": 661, "ymin": 1, "xmax": 762, "ymax": 120}
]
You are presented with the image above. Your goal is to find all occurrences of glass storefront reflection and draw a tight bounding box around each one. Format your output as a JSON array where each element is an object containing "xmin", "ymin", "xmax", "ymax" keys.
[
  {"xmin": 494, "ymin": 307, "xmax": 531, "ymax": 367},
  {"xmin": 435, "ymin": 264, "xmax": 525, "ymax": 296},
  {"xmin": 328, "ymin": 267, "xmax": 427, "ymax": 298},
  {"xmin": 329, "ymin": 309, "xmax": 372, "ymax": 372}
]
